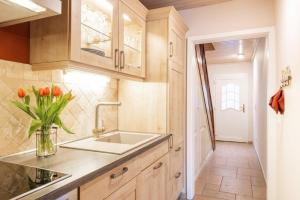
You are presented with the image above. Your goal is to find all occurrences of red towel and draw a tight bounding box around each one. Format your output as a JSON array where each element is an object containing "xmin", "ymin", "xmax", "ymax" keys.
[{"xmin": 269, "ymin": 89, "xmax": 284, "ymax": 114}]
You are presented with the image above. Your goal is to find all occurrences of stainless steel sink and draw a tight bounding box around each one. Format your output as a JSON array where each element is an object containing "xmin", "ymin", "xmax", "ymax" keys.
[{"xmin": 60, "ymin": 131, "xmax": 160, "ymax": 155}]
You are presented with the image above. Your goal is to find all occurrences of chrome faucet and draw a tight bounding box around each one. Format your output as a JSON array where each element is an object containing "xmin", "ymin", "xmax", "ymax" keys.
[{"xmin": 93, "ymin": 102, "xmax": 121, "ymax": 138}]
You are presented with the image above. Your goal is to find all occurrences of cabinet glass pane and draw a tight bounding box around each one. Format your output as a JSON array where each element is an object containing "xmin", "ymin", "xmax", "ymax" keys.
[
  {"xmin": 81, "ymin": 0, "xmax": 113, "ymax": 58},
  {"xmin": 123, "ymin": 13, "xmax": 142, "ymax": 69}
]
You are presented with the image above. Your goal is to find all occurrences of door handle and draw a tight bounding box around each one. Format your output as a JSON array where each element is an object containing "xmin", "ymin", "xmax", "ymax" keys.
[
  {"xmin": 175, "ymin": 172, "xmax": 181, "ymax": 179},
  {"xmin": 175, "ymin": 147, "xmax": 181, "ymax": 152},
  {"xmin": 170, "ymin": 42, "xmax": 173, "ymax": 58},
  {"xmin": 114, "ymin": 49, "xmax": 119, "ymax": 69},
  {"xmin": 120, "ymin": 51, "xmax": 125, "ymax": 70},
  {"xmin": 110, "ymin": 167, "xmax": 128, "ymax": 179},
  {"xmin": 241, "ymin": 104, "xmax": 245, "ymax": 113},
  {"xmin": 153, "ymin": 162, "xmax": 163, "ymax": 170}
]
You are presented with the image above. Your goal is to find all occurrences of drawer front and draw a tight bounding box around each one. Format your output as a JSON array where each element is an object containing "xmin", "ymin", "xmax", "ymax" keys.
[
  {"xmin": 80, "ymin": 158, "xmax": 139, "ymax": 200},
  {"xmin": 137, "ymin": 140, "xmax": 169, "ymax": 169},
  {"xmin": 169, "ymin": 142, "xmax": 184, "ymax": 178}
]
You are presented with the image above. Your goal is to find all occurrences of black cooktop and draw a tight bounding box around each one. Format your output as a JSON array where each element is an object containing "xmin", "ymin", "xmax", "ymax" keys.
[{"xmin": 0, "ymin": 161, "xmax": 70, "ymax": 200}]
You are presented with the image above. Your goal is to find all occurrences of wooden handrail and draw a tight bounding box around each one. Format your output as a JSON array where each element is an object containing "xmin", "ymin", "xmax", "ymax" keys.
[{"xmin": 195, "ymin": 44, "xmax": 216, "ymax": 150}]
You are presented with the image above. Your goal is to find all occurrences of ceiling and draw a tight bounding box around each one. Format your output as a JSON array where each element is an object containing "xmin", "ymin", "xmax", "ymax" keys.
[
  {"xmin": 139, "ymin": 0, "xmax": 231, "ymax": 10},
  {"xmin": 204, "ymin": 39, "xmax": 258, "ymax": 65}
]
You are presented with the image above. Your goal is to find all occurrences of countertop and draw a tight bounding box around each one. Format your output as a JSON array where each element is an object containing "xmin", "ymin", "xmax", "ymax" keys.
[{"xmin": 1, "ymin": 134, "xmax": 171, "ymax": 200}]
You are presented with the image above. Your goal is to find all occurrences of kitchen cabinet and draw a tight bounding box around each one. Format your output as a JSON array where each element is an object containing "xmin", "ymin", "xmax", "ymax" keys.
[
  {"xmin": 80, "ymin": 140, "xmax": 169, "ymax": 200},
  {"xmin": 136, "ymin": 154, "xmax": 169, "ymax": 200},
  {"xmin": 30, "ymin": 0, "xmax": 147, "ymax": 79},
  {"xmin": 145, "ymin": 7, "xmax": 187, "ymax": 199}
]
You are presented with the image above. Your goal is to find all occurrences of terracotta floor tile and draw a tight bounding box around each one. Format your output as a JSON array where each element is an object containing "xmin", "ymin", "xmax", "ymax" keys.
[
  {"xmin": 209, "ymin": 167, "xmax": 237, "ymax": 178},
  {"xmin": 220, "ymin": 184, "xmax": 252, "ymax": 196},
  {"xmin": 193, "ymin": 195, "xmax": 224, "ymax": 200},
  {"xmin": 205, "ymin": 175, "xmax": 223, "ymax": 185},
  {"xmin": 194, "ymin": 142, "xmax": 266, "ymax": 200},
  {"xmin": 237, "ymin": 168, "xmax": 263, "ymax": 177},
  {"xmin": 202, "ymin": 189, "xmax": 236, "ymax": 200},
  {"xmin": 252, "ymin": 186, "xmax": 266, "ymax": 199},
  {"xmin": 203, "ymin": 184, "xmax": 220, "ymax": 192},
  {"xmin": 251, "ymin": 177, "xmax": 266, "ymax": 187},
  {"xmin": 236, "ymin": 195, "xmax": 266, "ymax": 200}
]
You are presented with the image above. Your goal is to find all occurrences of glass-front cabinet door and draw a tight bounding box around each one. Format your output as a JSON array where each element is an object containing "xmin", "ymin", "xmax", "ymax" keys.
[
  {"xmin": 119, "ymin": 2, "xmax": 146, "ymax": 77},
  {"xmin": 70, "ymin": 0, "xmax": 119, "ymax": 71}
]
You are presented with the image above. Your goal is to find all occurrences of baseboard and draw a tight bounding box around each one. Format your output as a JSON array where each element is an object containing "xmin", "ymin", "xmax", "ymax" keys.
[
  {"xmin": 253, "ymin": 145, "xmax": 267, "ymax": 184},
  {"xmin": 194, "ymin": 149, "xmax": 213, "ymax": 182},
  {"xmin": 216, "ymin": 136, "xmax": 248, "ymax": 143}
]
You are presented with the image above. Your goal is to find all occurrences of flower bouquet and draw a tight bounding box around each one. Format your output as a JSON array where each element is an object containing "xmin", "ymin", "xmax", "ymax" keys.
[{"xmin": 12, "ymin": 85, "xmax": 75, "ymax": 157}]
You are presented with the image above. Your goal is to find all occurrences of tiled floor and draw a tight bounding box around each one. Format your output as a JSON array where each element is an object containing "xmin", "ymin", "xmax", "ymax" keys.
[{"xmin": 193, "ymin": 142, "xmax": 266, "ymax": 200}]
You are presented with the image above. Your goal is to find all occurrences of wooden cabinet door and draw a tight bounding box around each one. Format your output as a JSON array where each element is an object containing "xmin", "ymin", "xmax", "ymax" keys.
[
  {"xmin": 105, "ymin": 179, "xmax": 137, "ymax": 200},
  {"xmin": 70, "ymin": 0, "xmax": 119, "ymax": 71},
  {"xmin": 169, "ymin": 67, "xmax": 185, "ymax": 145},
  {"xmin": 169, "ymin": 26, "xmax": 185, "ymax": 73},
  {"xmin": 118, "ymin": 1, "xmax": 146, "ymax": 78},
  {"xmin": 136, "ymin": 154, "xmax": 169, "ymax": 200}
]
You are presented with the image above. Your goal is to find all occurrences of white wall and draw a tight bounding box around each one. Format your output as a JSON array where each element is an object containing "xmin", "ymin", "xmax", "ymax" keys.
[
  {"xmin": 179, "ymin": 0, "xmax": 275, "ymax": 36},
  {"xmin": 252, "ymin": 38, "xmax": 268, "ymax": 180},
  {"xmin": 275, "ymin": 0, "xmax": 300, "ymax": 199},
  {"xmin": 207, "ymin": 62, "xmax": 253, "ymax": 141}
]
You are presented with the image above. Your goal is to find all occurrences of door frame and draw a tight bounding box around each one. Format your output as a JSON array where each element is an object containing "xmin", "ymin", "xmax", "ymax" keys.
[
  {"xmin": 213, "ymin": 73, "xmax": 249, "ymax": 142},
  {"xmin": 186, "ymin": 27, "xmax": 277, "ymax": 199}
]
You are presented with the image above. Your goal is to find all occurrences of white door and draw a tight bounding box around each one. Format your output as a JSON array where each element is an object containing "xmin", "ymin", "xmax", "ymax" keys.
[{"xmin": 214, "ymin": 74, "xmax": 249, "ymax": 142}]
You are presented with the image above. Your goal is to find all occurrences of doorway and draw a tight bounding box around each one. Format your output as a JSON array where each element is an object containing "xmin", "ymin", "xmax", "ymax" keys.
[{"xmin": 186, "ymin": 27, "xmax": 277, "ymax": 200}]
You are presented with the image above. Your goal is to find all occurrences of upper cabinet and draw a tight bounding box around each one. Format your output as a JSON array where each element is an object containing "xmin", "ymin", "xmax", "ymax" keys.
[
  {"xmin": 30, "ymin": 0, "xmax": 147, "ymax": 79},
  {"xmin": 0, "ymin": 0, "xmax": 62, "ymax": 27}
]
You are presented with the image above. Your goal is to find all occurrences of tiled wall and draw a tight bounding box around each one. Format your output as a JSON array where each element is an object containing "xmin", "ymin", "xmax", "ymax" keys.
[{"xmin": 0, "ymin": 60, "xmax": 118, "ymax": 156}]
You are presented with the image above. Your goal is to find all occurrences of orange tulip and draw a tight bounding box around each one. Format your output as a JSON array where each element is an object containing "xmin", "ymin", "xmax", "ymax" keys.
[
  {"xmin": 44, "ymin": 87, "xmax": 50, "ymax": 96},
  {"xmin": 52, "ymin": 86, "xmax": 61, "ymax": 97},
  {"xmin": 39, "ymin": 88, "xmax": 45, "ymax": 96},
  {"xmin": 17, "ymin": 88, "xmax": 26, "ymax": 98}
]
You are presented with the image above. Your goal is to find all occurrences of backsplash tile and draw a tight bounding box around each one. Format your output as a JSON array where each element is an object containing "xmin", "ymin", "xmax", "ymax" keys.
[{"xmin": 0, "ymin": 60, "xmax": 118, "ymax": 156}]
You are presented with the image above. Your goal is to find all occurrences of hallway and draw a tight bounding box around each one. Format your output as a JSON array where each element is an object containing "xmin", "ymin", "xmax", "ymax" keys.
[{"xmin": 194, "ymin": 142, "xmax": 266, "ymax": 200}]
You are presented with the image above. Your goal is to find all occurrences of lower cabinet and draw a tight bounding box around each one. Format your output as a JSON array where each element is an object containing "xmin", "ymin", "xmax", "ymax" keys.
[
  {"xmin": 136, "ymin": 154, "xmax": 169, "ymax": 200},
  {"xmin": 79, "ymin": 141, "xmax": 184, "ymax": 200},
  {"xmin": 168, "ymin": 142, "xmax": 184, "ymax": 200}
]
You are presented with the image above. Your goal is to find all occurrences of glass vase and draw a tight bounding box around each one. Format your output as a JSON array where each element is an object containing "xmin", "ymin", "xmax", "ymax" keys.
[{"xmin": 36, "ymin": 127, "xmax": 57, "ymax": 157}]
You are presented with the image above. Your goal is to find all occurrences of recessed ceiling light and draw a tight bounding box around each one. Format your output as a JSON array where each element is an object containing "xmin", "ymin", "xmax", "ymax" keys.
[
  {"xmin": 7, "ymin": 0, "xmax": 46, "ymax": 12},
  {"xmin": 237, "ymin": 53, "xmax": 245, "ymax": 59}
]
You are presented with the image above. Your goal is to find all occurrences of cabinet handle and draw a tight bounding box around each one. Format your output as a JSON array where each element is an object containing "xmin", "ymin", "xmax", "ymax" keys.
[
  {"xmin": 153, "ymin": 162, "xmax": 163, "ymax": 170},
  {"xmin": 175, "ymin": 147, "xmax": 181, "ymax": 152},
  {"xmin": 120, "ymin": 50, "xmax": 125, "ymax": 70},
  {"xmin": 110, "ymin": 167, "xmax": 128, "ymax": 179},
  {"xmin": 170, "ymin": 42, "xmax": 173, "ymax": 58},
  {"xmin": 114, "ymin": 49, "xmax": 119, "ymax": 69},
  {"xmin": 175, "ymin": 172, "xmax": 181, "ymax": 179},
  {"xmin": 169, "ymin": 134, "xmax": 174, "ymax": 149}
]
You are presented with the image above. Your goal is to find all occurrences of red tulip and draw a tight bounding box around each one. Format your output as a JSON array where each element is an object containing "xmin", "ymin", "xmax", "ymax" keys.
[
  {"xmin": 44, "ymin": 87, "xmax": 50, "ymax": 96},
  {"xmin": 52, "ymin": 86, "xmax": 61, "ymax": 97},
  {"xmin": 39, "ymin": 88, "xmax": 45, "ymax": 96},
  {"xmin": 17, "ymin": 88, "xmax": 26, "ymax": 98}
]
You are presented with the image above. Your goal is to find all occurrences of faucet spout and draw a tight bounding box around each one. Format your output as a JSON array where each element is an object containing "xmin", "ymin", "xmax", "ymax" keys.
[{"xmin": 93, "ymin": 102, "xmax": 121, "ymax": 138}]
